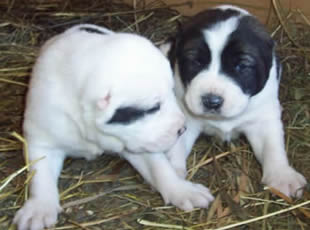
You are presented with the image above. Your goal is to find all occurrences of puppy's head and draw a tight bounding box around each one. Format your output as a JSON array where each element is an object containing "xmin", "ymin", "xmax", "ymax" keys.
[
  {"xmin": 85, "ymin": 33, "xmax": 185, "ymax": 154},
  {"xmin": 167, "ymin": 5, "xmax": 279, "ymax": 119}
]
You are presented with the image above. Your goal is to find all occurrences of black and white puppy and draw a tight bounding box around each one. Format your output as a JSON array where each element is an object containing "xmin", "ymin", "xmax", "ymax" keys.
[
  {"xmin": 162, "ymin": 5, "xmax": 307, "ymax": 203},
  {"xmin": 14, "ymin": 24, "xmax": 214, "ymax": 230}
]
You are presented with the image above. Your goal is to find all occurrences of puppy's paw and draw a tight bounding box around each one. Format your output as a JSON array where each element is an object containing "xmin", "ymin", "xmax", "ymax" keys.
[
  {"xmin": 14, "ymin": 198, "xmax": 62, "ymax": 230},
  {"xmin": 161, "ymin": 180, "xmax": 214, "ymax": 211},
  {"xmin": 174, "ymin": 167, "xmax": 187, "ymax": 179},
  {"xmin": 169, "ymin": 157, "xmax": 187, "ymax": 179},
  {"xmin": 168, "ymin": 153, "xmax": 187, "ymax": 179},
  {"xmin": 262, "ymin": 166, "xmax": 307, "ymax": 198}
]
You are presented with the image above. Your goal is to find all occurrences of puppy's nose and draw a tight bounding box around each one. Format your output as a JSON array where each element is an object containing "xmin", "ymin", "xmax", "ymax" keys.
[
  {"xmin": 177, "ymin": 126, "xmax": 187, "ymax": 137},
  {"xmin": 201, "ymin": 94, "xmax": 223, "ymax": 110}
]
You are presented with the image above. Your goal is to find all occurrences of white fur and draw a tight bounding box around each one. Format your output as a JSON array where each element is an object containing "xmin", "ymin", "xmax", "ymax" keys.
[
  {"xmin": 185, "ymin": 17, "xmax": 249, "ymax": 119},
  {"xmin": 14, "ymin": 24, "xmax": 213, "ymax": 230},
  {"xmin": 171, "ymin": 17, "xmax": 250, "ymax": 122},
  {"xmin": 162, "ymin": 5, "xmax": 307, "ymax": 201}
]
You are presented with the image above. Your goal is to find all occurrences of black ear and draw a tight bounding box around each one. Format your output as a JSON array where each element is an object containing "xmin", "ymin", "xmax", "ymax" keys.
[{"xmin": 240, "ymin": 16, "xmax": 275, "ymax": 49}]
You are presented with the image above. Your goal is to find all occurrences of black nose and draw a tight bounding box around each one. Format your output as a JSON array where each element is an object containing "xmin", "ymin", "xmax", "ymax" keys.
[
  {"xmin": 201, "ymin": 94, "xmax": 224, "ymax": 110},
  {"xmin": 177, "ymin": 126, "xmax": 187, "ymax": 137}
]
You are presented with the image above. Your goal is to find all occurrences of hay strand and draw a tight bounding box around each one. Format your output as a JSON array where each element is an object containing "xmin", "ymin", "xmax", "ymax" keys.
[{"xmin": 213, "ymin": 200, "xmax": 310, "ymax": 230}]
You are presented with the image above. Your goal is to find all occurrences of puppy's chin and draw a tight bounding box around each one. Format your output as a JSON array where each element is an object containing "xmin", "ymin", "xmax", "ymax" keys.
[
  {"xmin": 201, "ymin": 112, "xmax": 226, "ymax": 120},
  {"xmin": 125, "ymin": 148, "xmax": 161, "ymax": 155},
  {"xmin": 201, "ymin": 109, "xmax": 244, "ymax": 120},
  {"xmin": 189, "ymin": 109, "xmax": 245, "ymax": 121},
  {"xmin": 125, "ymin": 145, "xmax": 152, "ymax": 154},
  {"xmin": 125, "ymin": 139, "xmax": 178, "ymax": 154}
]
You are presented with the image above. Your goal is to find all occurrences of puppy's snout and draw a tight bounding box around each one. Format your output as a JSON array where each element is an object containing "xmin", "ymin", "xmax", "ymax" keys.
[
  {"xmin": 201, "ymin": 93, "xmax": 224, "ymax": 110},
  {"xmin": 177, "ymin": 126, "xmax": 187, "ymax": 137}
]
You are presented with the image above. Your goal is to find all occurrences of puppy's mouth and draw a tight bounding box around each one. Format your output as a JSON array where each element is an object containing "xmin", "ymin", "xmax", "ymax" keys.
[{"xmin": 202, "ymin": 111, "xmax": 226, "ymax": 120}]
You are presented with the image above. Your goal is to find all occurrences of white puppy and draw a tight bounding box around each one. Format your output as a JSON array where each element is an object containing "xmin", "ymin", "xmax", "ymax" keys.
[
  {"xmin": 162, "ymin": 5, "xmax": 307, "ymax": 204},
  {"xmin": 14, "ymin": 24, "xmax": 214, "ymax": 230}
]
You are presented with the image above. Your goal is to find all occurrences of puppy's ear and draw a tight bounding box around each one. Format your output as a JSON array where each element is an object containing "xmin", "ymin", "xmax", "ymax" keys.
[
  {"xmin": 95, "ymin": 91, "xmax": 113, "ymax": 126},
  {"xmin": 159, "ymin": 42, "xmax": 172, "ymax": 57},
  {"xmin": 167, "ymin": 36, "xmax": 179, "ymax": 70},
  {"xmin": 97, "ymin": 92, "xmax": 111, "ymax": 110}
]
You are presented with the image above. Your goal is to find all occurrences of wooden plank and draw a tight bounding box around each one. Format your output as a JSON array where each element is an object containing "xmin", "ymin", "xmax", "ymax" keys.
[{"xmin": 124, "ymin": 0, "xmax": 310, "ymax": 23}]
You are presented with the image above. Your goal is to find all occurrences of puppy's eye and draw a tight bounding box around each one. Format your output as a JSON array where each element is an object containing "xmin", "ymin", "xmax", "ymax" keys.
[
  {"xmin": 146, "ymin": 102, "xmax": 160, "ymax": 114},
  {"xmin": 191, "ymin": 59, "xmax": 203, "ymax": 67},
  {"xmin": 235, "ymin": 56, "xmax": 255, "ymax": 74},
  {"xmin": 185, "ymin": 52, "xmax": 202, "ymax": 67},
  {"xmin": 235, "ymin": 62, "xmax": 252, "ymax": 72}
]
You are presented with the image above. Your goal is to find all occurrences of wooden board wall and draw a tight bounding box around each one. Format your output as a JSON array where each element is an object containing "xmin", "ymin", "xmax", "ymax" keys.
[{"xmin": 125, "ymin": 0, "xmax": 310, "ymax": 23}]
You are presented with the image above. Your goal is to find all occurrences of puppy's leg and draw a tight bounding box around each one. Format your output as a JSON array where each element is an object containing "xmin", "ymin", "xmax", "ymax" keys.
[
  {"xmin": 14, "ymin": 143, "xmax": 65, "ymax": 230},
  {"xmin": 166, "ymin": 121, "xmax": 201, "ymax": 179},
  {"xmin": 244, "ymin": 118, "xmax": 307, "ymax": 197},
  {"xmin": 122, "ymin": 152, "xmax": 214, "ymax": 211}
]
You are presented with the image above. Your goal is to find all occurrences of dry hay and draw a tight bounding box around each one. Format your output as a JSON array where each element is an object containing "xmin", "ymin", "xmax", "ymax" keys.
[{"xmin": 0, "ymin": 0, "xmax": 309, "ymax": 229}]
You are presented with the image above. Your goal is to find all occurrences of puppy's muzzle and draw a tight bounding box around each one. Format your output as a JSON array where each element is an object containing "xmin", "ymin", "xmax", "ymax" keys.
[{"xmin": 201, "ymin": 93, "xmax": 224, "ymax": 111}]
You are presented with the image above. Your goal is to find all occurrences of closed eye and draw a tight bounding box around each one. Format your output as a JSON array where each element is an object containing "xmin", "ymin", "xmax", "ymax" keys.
[
  {"xmin": 107, "ymin": 103, "xmax": 161, "ymax": 125},
  {"xmin": 235, "ymin": 61, "xmax": 254, "ymax": 72},
  {"xmin": 146, "ymin": 102, "xmax": 160, "ymax": 114},
  {"xmin": 234, "ymin": 55, "xmax": 256, "ymax": 73},
  {"xmin": 184, "ymin": 51, "xmax": 203, "ymax": 67}
]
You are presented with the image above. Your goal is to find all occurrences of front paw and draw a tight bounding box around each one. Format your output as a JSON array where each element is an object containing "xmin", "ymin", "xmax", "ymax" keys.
[
  {"xmin": 14, "ymin": 198, "xmax": 62, "ymax": 230},
  {"xmin": 161, "ymin": 180, "xmax": 214, "ymax": 211},
  {"xmin": 262, "ymin": 166, "xmax": 307, "ymax": 198},
  {"xmin": 168, "ymin": 154, "xmax": 187, "ymax": 179},
  {"xmin": 174, "ymin": 167, "xmax": 187, "ymax": 179}
]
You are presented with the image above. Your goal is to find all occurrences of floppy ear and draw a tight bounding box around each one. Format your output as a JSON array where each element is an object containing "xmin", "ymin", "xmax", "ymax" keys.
[
  {"xmin": 159, "ymin": 18, "xmax": 182, "ymax": 57},
  {"xmin": 159, "ymin": 42, "xmax": 172, "ymax": 57},
  {"xmin": 95, "ymin": 91, "xmax": 113, "ymax": 126},
  {"xmin": 97, "ymin": 92, "xmax": 111, "ymax": 110},
  {"xmin": 159, "ymin": 36, "xmax": 179, "ymax": 71}
]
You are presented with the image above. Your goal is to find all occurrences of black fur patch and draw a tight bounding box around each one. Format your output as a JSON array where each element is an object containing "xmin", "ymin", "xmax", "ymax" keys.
[
  {"xmin": 176, "ymin": 33, "xmax": 211, "ymax": 86},
  {"xmin": 107, "ymin": 103, "xmax": 160, "ymax": 125},
  {"xmin": 221, "ymin": 15, "xmax": 274, "ymax": 96},
  {"xmin": 180, "ymin": 8, "xmax": 240, "ymax": 31},
  {"xmin": 79, "ymin": 27, "xmax": 106, "ymax": 35},
  {"xmin": 169, "ymin": 7, "xmax": 276, "ymax": 96},
  {"xmin": 168, "ymin": 8, "xmax": 240, "ymax": 87}
]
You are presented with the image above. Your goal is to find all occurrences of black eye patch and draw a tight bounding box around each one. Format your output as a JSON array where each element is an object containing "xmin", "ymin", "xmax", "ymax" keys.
[
  {"xmin": 107, "ymin": 103, "xmax": 160, "ymax": 125},
  {"xmin": 79, "ymin": 27, "xmax": 106, "ymax": 35},
  {"xmin": 234, "ymin": 55, "xmax": 256, "ymax": 73},
  {"xmin": 177, "ymin": 34, "xmax": 211, "ymax": 86}
]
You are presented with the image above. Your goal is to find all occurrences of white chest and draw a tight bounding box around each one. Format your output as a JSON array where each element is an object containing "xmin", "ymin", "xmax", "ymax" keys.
[{"xmin": 202, "ymin": 119, "xmax": 242, "ymax": 142}]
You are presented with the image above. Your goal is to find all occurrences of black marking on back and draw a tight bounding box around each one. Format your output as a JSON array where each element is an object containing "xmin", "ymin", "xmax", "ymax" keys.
[
  {"xmin": 79, "ymin": 27, "xmax": 106, "ymax": 35},
  {"xmin": 107, "ymin": 103, "xmax": 160, "ymax": 125}
]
